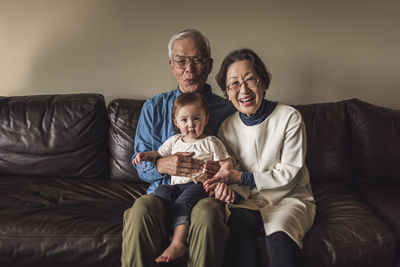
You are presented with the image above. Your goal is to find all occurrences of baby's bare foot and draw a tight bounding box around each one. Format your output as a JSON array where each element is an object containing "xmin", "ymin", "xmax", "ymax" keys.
[{"xmin": 155, "ymin": 243, "xmax": 186, "ymax": 263}]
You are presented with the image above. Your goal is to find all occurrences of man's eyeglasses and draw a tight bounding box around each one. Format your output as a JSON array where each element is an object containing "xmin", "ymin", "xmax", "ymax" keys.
[
  {"xmin": 172, "ymin": 56, "xmax": 207, "ymax": 69},
  {"xmin": 226, "ymin": 76, "xmax": 259, "ymax": 92}
]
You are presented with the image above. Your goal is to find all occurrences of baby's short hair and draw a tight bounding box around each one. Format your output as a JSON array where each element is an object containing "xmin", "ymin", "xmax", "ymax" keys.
[{"xmin": 172, "ymin": 92, "xmax": 209, "ymax": 120}]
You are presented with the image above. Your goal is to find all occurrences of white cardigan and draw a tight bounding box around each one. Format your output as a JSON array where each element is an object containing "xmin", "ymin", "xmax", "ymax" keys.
[{"xmin": 218, "ymin": 103, "xmax": 316, "ymax": 248}]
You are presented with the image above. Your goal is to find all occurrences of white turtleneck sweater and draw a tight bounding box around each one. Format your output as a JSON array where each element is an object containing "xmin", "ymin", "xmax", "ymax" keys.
[{"xmin": 218, "ymin": 103, "xmax": 315, "ymax": 248}]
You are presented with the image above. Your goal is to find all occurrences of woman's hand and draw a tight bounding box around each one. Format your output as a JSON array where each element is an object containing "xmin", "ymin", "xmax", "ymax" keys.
[
  {"xmin": 156, "ymin": 152, "xmax": 204, "ymax": 178},
  {"xmin": 203, "ymin": 168, "xmax": 241, "ymax": 192},
  {"xmin": 209, "ymin": 182, "xmax": 235, "ymax": 203}
]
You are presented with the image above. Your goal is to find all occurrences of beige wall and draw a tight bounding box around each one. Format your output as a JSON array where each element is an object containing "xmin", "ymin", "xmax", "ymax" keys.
[{"xmin": 1, "ymin": 0, "xmax": 399, "ymax": 109}]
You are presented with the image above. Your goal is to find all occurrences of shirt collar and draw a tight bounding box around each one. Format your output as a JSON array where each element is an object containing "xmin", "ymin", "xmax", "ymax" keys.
[{"xmin": 175, "ymin": 84, "xmax": 212, "ymax": 98}]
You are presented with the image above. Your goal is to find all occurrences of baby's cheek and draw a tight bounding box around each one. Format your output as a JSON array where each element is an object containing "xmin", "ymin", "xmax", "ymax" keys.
[{"xmin": 180, "ymin": 128, "xmax": 188, "ymax": 135}]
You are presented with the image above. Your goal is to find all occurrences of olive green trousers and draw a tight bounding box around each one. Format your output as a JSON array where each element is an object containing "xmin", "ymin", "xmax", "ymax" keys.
[{"xmin": 121, "ymin": 194, "xmax": 229, "ymax": 267}]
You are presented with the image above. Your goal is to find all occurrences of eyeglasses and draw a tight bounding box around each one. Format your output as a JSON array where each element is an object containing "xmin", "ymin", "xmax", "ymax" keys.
[
  {"xmin": 172, "ymin": 56, "xmax": 207, "ymax": 69},
  {"xmin": 226, "ymin": 76, "xmax": 259, "ymax": 92}
]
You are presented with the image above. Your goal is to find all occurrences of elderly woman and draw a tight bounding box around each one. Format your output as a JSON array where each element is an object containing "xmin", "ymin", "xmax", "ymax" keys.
[{"xmin": 204, "ymin": 49, "xmax": 316, "ymax": 267}]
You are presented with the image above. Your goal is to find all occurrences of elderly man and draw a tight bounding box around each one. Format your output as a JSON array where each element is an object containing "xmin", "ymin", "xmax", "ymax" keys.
[{"xmin": 121, "ymin": 29, "xmax": 236, "ymax": 267}]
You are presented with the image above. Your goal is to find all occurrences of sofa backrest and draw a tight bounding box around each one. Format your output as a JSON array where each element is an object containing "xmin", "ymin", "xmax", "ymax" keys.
[
  {"xmin": 0, "ymin": 94, "xmax": 109, "ymax": 179},
  {"xmin": 346, "ymin": 98, "xmax": 400, "ymax": 183},
  {"xmin": 107, "ymin": 98, "xmax": 145, "ymax": 183},
  {"xmin": 106, "ymin": 97, "xmax": 399, "ymax": 185},
  {"xmin": 294, "ymin": 101, "xmax": 353, "ymax": 183}
]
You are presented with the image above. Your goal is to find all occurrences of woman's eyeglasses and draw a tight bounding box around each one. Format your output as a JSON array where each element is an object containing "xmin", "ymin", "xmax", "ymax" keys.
[{"xmin": 226, "ymin": 76, "xmax": 259, "ymax": 92}]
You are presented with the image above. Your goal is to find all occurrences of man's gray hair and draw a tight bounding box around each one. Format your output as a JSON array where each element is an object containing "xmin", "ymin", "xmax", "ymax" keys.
[{"xmin": 168, "ymin": 29, "xmax": 211, "ymax": 59}]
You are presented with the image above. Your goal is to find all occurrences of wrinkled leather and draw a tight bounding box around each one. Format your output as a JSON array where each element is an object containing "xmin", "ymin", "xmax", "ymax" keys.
[
  {"xmin": 346, "ymin": 98, "xmax": 400, "ymax": 183},
  {"xmin": 107, "ymin": 98, "xmax": 145, "ymax": 182},
  {"xmin": 302, "ymin": 182, "xmax": 396, "ymax": 267},
  {"xmin": 0, "ymin": 95, "xmax": 399, "ymax": 267},
  {"xmin": 0, "ymin": 94, "xmax": 109, "ymax": 179},
  {"xmin": 354, "ymin": 183, "xmax": 400, "ymax": 239},
  {"xmin": 0, "ymin": 176, "xmax": 147, "ymax": 267},
  {"xmin": 294, "ymin": 101, "xmax": 353, "ymax": 183}
]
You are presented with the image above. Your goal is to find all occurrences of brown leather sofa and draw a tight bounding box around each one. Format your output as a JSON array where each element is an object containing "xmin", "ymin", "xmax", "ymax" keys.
[{"xmin": 0, "ymin": 93, "xmax": 398, "ymax": 267}]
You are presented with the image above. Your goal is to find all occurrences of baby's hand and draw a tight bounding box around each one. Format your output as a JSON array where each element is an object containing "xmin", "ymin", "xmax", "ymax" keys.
[{"xmin": 132, "ymin": 152, "xmax": 146, "ymax": 166}]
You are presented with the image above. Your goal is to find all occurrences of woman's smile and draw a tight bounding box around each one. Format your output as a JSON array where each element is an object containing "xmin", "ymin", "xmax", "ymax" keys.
[
  {"xmin": 239, "ymin": 95, "xmax": 255, "ymax": 106},
  {"xmin": 226, "ymin": 60, "xmax": 266, "ymax": 116}
]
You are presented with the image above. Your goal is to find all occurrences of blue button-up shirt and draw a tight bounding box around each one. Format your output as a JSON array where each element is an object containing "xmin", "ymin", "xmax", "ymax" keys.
[{"xmin": 133, "ymin": 84, "xmax": 236, "ymax": 193}]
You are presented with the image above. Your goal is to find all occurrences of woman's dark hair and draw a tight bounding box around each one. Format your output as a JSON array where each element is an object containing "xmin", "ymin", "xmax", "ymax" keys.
[
  {"xmin": 215, "ymin": 48, "xmax": 271, "ymax": 98},
  {"xmin": 172, "ymin": 92, "xmax": 209, "ymax": 134}
]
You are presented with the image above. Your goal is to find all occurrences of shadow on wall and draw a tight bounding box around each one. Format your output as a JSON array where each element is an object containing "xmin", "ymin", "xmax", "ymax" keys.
[
  {"xmin": 14, "ymin": 1, "xmax": 400, "ymax": 110},
  {"xmin": 23, "ymin": 1, "xmax": 157, "ymax": 99},
  {"xmin": 281, "ymin": 56, "xmax": 400, "ymax": 109}
]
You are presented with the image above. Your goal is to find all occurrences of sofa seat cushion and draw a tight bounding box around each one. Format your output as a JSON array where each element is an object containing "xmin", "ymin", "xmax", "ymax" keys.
[
  {"xmin": 354, "ymin": 183, "xmax": 400, "ymax": 240},
  {"xmin": 0, "ymin": 176, "xmax": 147, "ymax": 267},
  {"xmin": 301, "ymin": 182, "xmax": 397, "ymax": 267}
]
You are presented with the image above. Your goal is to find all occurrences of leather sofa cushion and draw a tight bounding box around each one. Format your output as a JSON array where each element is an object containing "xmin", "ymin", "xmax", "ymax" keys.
[
  {"xmin": 0, "ymin": 94, "xmax": 109, "ymax": 179},
  {"xmin": 354, "ymin": 183, "xmax": 400, "ymax": 239},
  {"xmin": 294, "ymin": 101, "xmax": 353, "ymax": 183},
  {"xmin": 301, "ymin": 182, "xmax": 397, "ymax": 267},
  {"xmin": 0, "ymin": 176, "xmax": 147, "ymax": 267},
  {"xmin": 107, "ymin": 98, "xmax": 146, "ymax": 183},
  {"xmin": 347, "ymin": 98, "xmax": 400, "ymax": 183}
]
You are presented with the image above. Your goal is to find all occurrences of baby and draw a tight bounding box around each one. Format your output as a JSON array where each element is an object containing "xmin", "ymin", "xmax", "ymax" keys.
[{"xmin": 133, "ymin": 92, "xmax": 232, "ymax": 263}]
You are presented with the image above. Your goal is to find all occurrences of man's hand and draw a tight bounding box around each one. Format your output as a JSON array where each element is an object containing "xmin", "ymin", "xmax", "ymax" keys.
[
  {"xmin": 156, "ymin": 152, "xmax": 204, "ymax": 177},
  {"xmin": 203, "ymin": 160, "xmax": 220, "ymax": 178}
]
